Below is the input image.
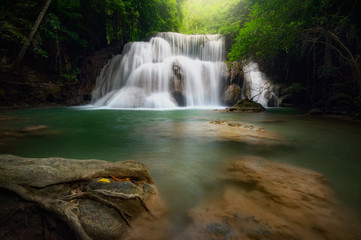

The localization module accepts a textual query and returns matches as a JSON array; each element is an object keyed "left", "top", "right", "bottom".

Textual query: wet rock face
[
  {"left": 0, "top": 155, "right": 168, "bottom": 240},
  {"left": 223, "top": 84, "right": 241, "bottom": 106},
  {"left": 228, "top": 62, "right": 244, "bottom": 87},
  {"left": 170, "top": 62, "right": 186, "bottom": 106},
  {"left": 222, "top": 62, "right": 244, "bottom": 106},
  {"left": 179, "top": 157, "right": 361, "bottom": 240}
]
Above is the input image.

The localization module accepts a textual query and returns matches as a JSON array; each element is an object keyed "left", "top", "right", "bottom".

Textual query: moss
[
  {"left": 225, "top": 99, "right": 266, "bottom": 112},
  {"left": 37, "top": 84, "right": 61, "bottom": 103}
]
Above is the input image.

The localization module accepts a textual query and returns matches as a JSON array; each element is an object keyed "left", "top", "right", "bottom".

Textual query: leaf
[{"left": 98, "top": 178, "right": 111, "bottom": 183}]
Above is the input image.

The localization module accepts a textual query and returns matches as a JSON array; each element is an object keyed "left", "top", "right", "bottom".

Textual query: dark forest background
[{"left": 0, "top": 0, "right": 360, "bottom": 116}]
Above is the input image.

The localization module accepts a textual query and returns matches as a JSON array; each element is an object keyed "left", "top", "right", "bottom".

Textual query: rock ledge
[{"left": 0, "top": 155, "right": 167, "bottom": 240}]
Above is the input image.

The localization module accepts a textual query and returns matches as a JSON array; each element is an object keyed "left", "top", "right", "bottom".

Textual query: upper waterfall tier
[
  {"left": 91, "top": 32, "right": 227, "bottom": 109},
  {"left": 155, "top": 32, "right": 225, "bottom": 62}
]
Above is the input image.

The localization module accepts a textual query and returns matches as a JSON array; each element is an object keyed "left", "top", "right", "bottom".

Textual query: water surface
[{"left": 1, "top": 107, "right": 360, "bottom": 227}]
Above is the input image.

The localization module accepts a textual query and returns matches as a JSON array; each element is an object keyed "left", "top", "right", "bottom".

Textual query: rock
[
  {"left": 179, "top": 157, "right": 361, "bottom": 240},
  {"left": 142, "top": 120, "right": 285, "bottom": 146},
  {"left": 225, "top": 99, "right": 266, "bottom": 112},
  {"left": 228, "top": 62, "right": 244, "bottom": 86},
  {"left": 307, "top": 108, "right": 324, "bottom": 116},
  {"left": 0, "top": 155, "right": 168, "bottom": 240},
  {"left": 170, "top": 61, "right": 186, "bottom": 106},
  {"left": 223, "top": 84, "right": 241, "bottom": 106},
  {"left": 21, "top": 125, "right": 47, "bottom": 132}
]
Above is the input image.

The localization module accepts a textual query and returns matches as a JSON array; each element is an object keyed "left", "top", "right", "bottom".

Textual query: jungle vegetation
[{"left": 1, "top": 0, "right": 360, "bottom": 113}]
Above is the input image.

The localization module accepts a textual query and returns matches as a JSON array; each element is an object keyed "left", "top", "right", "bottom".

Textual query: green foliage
[
  {"left": 179, "top": 0, "right": 249, "bottom": 35},
  {"left": 228, "top": 0, "right": 308, "bottom": 61},
  {"left": 0, "top": 21, "right": 27, "bottom": 44},
  {"left": 224, "top": 0, "right": 361, "bottom": 106},
  {"left": 282, "top": 82, "right": 306, "bottom": 96},
  {"left": 60, "top": 68, "right": 81, "bottom": 84},
  {"left": 0, "top": 1, "right": 40, "bottom": 49},
  {"left": 105, "top": 0, "right": 181, "bottom": 44}
]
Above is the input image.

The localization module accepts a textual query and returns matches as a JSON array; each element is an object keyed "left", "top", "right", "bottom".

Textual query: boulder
[
  {"left": 179, "top": 157, "right": 361, "bottom": 240},
  {"left": 0, "top": 155, "right": 168, "bottom": 240},
  {"left": 225, "top": 99, "right": 266, "bottom": 112},
  {"left": 223, "top": 84, "right": 241, "bottom": 106},
  {"left": 170, "top": 61, "right": 186, "bottom": 106},
  {"left": 228, "top": 62, "right": 244, "bottom": 86}
]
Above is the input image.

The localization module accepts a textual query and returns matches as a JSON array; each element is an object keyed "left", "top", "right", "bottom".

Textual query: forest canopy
[
  {"left": 178, "top": 0, "right": 361, "bottom": 111},
  {"left": 1, "top": 0, "right": 361, "bottom": 113}
]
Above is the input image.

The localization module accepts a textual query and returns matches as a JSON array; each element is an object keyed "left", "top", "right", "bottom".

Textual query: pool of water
[{"left": 1, "top": 107, "right": 361, "bottom": 227}]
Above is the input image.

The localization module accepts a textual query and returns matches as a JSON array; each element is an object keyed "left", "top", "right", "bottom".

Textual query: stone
[
  {"left": 225, "top": 99, "right": 266, "bottom": 112},
  {"left": 178, "top": 156, "right": 361, "bottom": 240},
  {"left": 0, "top": 155, "right": 168, "bottom": 240},
  {"left": 228, "top": 61, "right": 244, "bottom": 86},
  {"left": 21, "top": 125, "right": 47, "bottom": 132},
  {"left": 170, "top": 61, "right": 186, "bottom": 106},
  {"left": 308, "top": 108, "right": 324, "bottom": 116},
  {"left": 223, "top": 84, "right": 241, "bottom": 106},
  {"left": 141, "top": 120, "right": 285, "bottom": 147}
]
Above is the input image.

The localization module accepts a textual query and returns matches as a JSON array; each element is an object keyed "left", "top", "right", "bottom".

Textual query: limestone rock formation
[
  {"left": 170, "top": 61, "right": 185, "bottom": 106},
  {"left": 179, "top": 157, "right": 361, "bottom": 240},
  {"left": 225, "top": 99, "right": 266, "bottom": 112},
  {"left": 0, "top": 155, "right": 168, "bottom": 240},
  {"left": 223, "top": 84, "right": 241, "bottom": 106},
  {"left": 228, "top": 61, "right": 244, "bottom": 87}
]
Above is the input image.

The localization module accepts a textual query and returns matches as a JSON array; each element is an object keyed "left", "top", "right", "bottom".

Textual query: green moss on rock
[{"left": 225, "top": 99, "right": 266, "bottom": 112}]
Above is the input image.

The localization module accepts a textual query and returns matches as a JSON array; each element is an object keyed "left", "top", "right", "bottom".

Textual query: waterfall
[
  {"left": 91, "top": 32, "right": 227, "bottom": 109},
  {"left": 243, "top": 62, "right": 279, "bottom": 107}
]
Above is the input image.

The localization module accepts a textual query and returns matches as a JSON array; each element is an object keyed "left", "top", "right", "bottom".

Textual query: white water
[
  {"left": 91, "top": 32, "right": 227, "bottom": 108},
  {"left": 243, "top": 62, "right": 279, "bottom": 107}
]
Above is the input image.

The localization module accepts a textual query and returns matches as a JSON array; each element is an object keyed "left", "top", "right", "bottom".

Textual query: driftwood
[{"left": 0, "top": 155, "right": 165, "bottom": 240}]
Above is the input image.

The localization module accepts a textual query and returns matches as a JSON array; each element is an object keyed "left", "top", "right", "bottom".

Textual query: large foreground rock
[
  {"left": 0, "top": 155, "right": 168, "bottom": 240},
  {"left": 179, "top": 157, "right": 361, "bottom": 240}
]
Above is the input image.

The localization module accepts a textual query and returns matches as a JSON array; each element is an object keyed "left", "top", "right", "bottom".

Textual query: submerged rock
[
  {"left": 225, "top": 99, "right": 266, "bottom": 112},
  {"left": 21, "top": 125, "right": 47, "bottom": 132},
  {"left": 179, "top": 156, "right": 361, "bottom": 240},
  {"left": 142, "top": 120, "right": 285, "bottom": 146},
  {"left": 0, "top": 155, "right": 168, "bottom": 240}
]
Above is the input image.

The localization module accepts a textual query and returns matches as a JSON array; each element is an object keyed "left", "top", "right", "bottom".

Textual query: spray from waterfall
[
  {"left": 243, "top": 62, "right": 279, "bottom": 107},
  {"left": 91, "top": 32, "right": 227, "bottom": 109}
]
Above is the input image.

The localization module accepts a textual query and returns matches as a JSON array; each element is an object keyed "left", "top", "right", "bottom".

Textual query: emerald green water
[{"left": 1, "top": 107, "right": 361, "bottom": 224}]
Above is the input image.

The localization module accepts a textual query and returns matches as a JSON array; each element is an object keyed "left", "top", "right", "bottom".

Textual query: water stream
[{"left": 1, "top": 108, "right": 360, "bottom": 231}]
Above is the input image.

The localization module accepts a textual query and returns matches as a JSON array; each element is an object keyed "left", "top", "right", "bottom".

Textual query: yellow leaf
[{"left": 98, "top": 178, "right": 111, "bottom": 183}]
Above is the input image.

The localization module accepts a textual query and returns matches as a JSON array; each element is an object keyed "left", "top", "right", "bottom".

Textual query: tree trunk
[{"left": 10, "top": 0, "right": 52, "bottom": 69}]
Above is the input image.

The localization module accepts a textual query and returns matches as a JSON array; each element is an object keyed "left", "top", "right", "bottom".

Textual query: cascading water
[
  {"left": 243, "top": 62, "right": 279, "bottom": 107},
  {"left": 91, "top": 32, "right": 227, "bottom": 108}
]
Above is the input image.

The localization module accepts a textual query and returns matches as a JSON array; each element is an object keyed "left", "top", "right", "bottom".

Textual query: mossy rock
[
  {"left": 225, "top": 99, "right": 266, "bottom": 113},
  {"left": 0, "top": 155, "right": 167, "bottom": 240}
]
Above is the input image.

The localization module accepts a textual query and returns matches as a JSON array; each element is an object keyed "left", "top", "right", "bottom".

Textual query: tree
[
  {"left": 7, "top": 0, "right": 52, "bottom": 69},
  {"left": 228, "top": 0, "right": 361, "bottom": 107}
]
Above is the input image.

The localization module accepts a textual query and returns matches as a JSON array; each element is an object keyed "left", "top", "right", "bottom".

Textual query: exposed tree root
[
  {"left": 63, "top": 191, "right": 133, "bottom": 227},
  {"left": 0, "top": 183, "right": 92, "bottom": 240}
]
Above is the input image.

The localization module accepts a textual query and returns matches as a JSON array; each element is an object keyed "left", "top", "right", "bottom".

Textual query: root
[
  {"left": 0, "top": 183, "right": 92, "bottom": 240},
  {"left": 63, "top": 192, "right": 132, "bottom": 227},
  {"left": 93, "top": 189, "right": 152, "bottom": 213}
]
